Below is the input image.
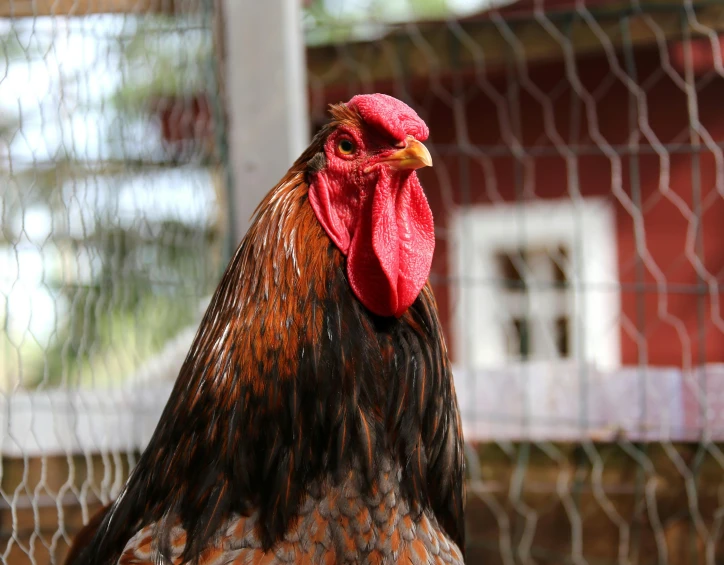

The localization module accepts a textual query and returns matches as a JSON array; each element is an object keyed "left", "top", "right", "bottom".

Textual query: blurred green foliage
[
  {"left": 0, "top": 19, "right": 222, "bottom": 390},
  {"left": 1, "top": 0, "right": 458, "bottom": 390},
  {"left": 305, "top": 0, "right": 450, "bottom": 45}
]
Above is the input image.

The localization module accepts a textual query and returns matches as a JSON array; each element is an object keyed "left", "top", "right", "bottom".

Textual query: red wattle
[
  {"left": 346, "top": 198, "right": 397, "bottom": 316},
  {"left": 390, "top": 173, "right": 435, "bottom": 315},
  {"left": 347, "top": 172, "right": 435, "bottom": 318}
]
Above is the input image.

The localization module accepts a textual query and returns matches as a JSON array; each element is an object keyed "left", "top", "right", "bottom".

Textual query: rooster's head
[{"left": 308, "top": 93, "right": 434, "bottom": 318}]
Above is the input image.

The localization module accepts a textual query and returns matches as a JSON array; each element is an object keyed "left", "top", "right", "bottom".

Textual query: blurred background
[{"left": 1, "top": 0, "right": 724, "bottom": 562}]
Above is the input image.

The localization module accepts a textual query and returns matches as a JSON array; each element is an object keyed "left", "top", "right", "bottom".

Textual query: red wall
[{"left": 314, "top": 45, "right": 724, "bottom": 367}]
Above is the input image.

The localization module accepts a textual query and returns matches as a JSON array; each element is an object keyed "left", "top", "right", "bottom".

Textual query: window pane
[
  {"left": 555, "top": 316, "right": 570, "bottom": 357},
  {"left": 512, "top": 318, "right": 530, "bottom": 360},
  {"left": 552, "top": 245, "right": 569, "bottom": 288},
  {"left": 497, "top": 249, "right": 526, "bottom": 291}
]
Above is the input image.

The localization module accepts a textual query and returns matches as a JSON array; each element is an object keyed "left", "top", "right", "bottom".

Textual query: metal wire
[
  {"left": 307, "top": 0, "right": 724, "bottom": 563},
  {"left": 0, "top": 1, "right": 225, "bottom": 563},
  {"left": 1, "top": 0, "right": 724, "bottom": 564}
]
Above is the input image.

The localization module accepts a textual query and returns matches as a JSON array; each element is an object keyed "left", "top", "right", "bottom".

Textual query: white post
[{"left": 221, "top": 0, "right": 310, "bottom": 244}]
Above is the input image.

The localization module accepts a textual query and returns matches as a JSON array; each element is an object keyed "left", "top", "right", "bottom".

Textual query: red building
[{"left": 308, "top": 0, "right": 724, "bottom": 370}]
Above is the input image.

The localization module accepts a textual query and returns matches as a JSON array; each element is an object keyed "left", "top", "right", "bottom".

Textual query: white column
[{"left": 222, "top": 0, "right": 310, "bottom": 243}]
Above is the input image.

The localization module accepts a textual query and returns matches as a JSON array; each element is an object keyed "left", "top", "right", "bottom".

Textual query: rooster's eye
[{"left": 337, "top": 139, "right": 355, "bottom": 155}]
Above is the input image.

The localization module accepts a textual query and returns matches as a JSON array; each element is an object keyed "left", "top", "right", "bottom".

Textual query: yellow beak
[{"left": 375, "top": 136, "right": 433, "bottom": 171}]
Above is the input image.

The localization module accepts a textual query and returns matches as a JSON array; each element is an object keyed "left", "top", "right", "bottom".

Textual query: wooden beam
[
  {"left": 307, "top": 0, "right": 724, "bottom": 88},
  {"left": 0, "top": 0, "right": 200, "bottom": 18}
]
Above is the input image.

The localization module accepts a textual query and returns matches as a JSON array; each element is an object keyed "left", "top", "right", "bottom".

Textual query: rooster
[{"left": 67, "top": 94, "right": 465, "bottom": 564}]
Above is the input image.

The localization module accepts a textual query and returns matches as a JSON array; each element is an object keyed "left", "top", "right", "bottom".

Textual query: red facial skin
[{"left": 308, "top": 94, "right": 434, "bottom": 318}]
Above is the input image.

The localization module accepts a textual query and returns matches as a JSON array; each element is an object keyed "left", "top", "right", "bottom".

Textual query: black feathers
[
  {"left": 306, "top": 151, "right": 327, "bottom": 174},
  {"left": 70, "top": 116, "right": 464, "bottom": 565}
]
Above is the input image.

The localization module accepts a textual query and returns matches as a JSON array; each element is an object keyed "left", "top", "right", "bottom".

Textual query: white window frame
[{"left": 450, "top": 198, "right": 621, "bottom": 371}]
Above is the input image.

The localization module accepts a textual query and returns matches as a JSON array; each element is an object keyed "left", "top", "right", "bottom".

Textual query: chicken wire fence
[
  {"left": 1, "top": 0, "right": 724, "bottom": 563},
  {"left": 0, "top": 0, "right": 229, "bottom": 562},
  {"left": 309, "top": 0, "right": 724, "bottom": 563},
  {"left": 307, "top": 1, "right": 724, "bottom": 563}
]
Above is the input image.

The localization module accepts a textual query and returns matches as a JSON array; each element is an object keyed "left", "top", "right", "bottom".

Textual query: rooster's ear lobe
[
  {"left": 308, "top": 170, "right": 351, "bottom": 255},
  {"left": 307, "top": 152, "right": 327, "bottom": 174}
]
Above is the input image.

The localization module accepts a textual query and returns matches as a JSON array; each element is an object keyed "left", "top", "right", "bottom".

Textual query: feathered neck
[{"left": 76, "top": 132, "right": 465, "bottom": 565}]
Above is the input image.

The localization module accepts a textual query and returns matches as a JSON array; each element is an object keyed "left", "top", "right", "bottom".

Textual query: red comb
[{"left": 347, "top": 94, "right": 429, "bottom": 142}]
